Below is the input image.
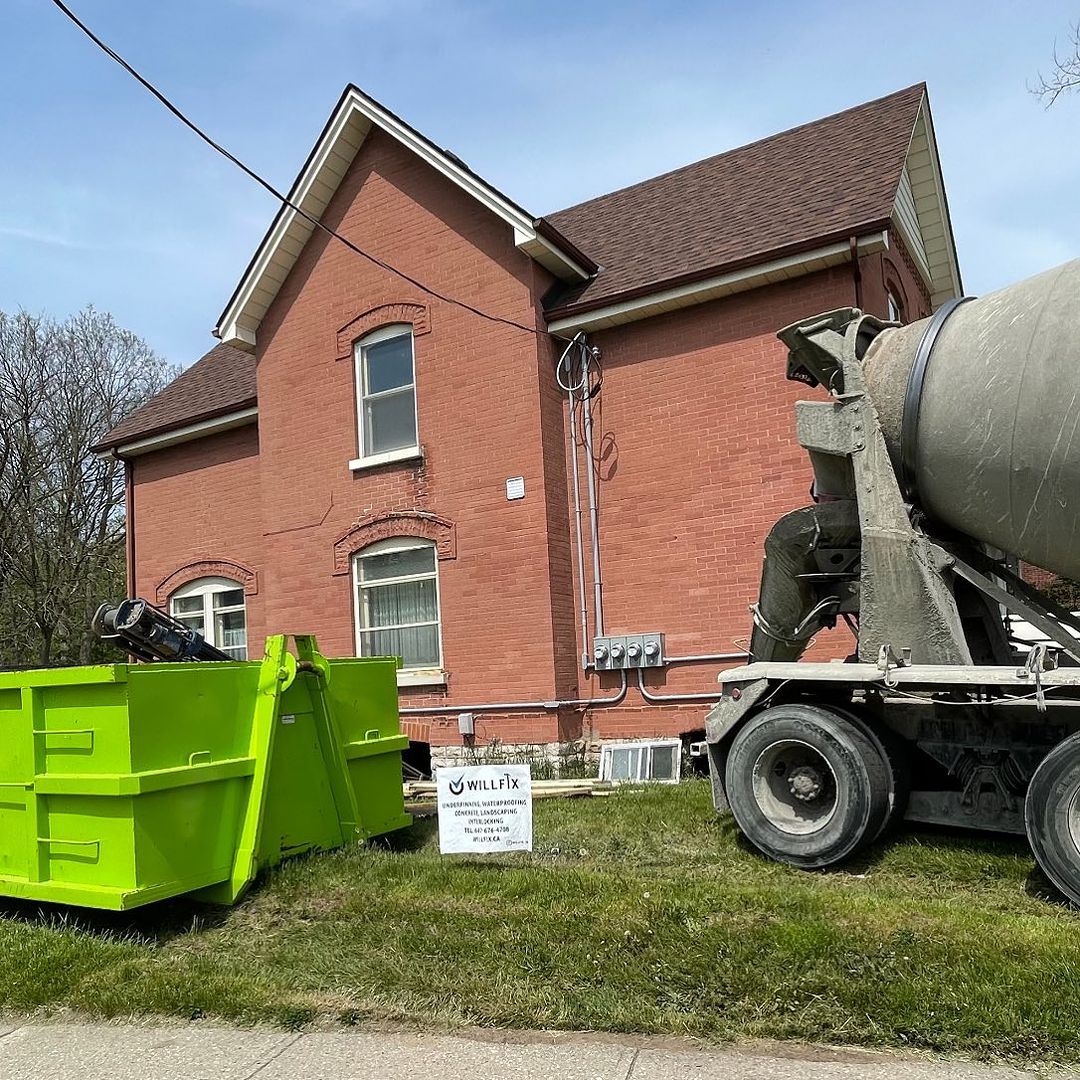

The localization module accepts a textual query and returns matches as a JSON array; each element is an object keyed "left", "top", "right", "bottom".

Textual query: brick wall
[
  {"left": 129, "top": 151, "right": 946, "bottom": 755},
  {"left": 132, "top": 424, "right": 265, "bottom": 641},
  {"left": 861, "top": 229, "right": 934, "bottom": 324},
  {"left": 561, "top": 266, "right": 865, "bottom": 741},
  {"left": 257, "top": 126, "right": 579, "bottom": 716}
]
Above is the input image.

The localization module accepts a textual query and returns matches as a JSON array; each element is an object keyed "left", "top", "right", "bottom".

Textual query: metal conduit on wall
[
  {"left": 665, "top": 653, "right": 749, "bottom": 664},
  {"left": 556, "top": 332, "right": 593, "bottom": 669},
  {"left": 397, "top": 651, "right": 751, "bottom": 718},
  {"left": 399, "top": 331, "right": 750, "bottom": 722},
  {"left": 398, "top": 670, "right": 628, "bottom": 716},
  {"left": 636, "top": 667, "right": 725, "bottom": 704}
]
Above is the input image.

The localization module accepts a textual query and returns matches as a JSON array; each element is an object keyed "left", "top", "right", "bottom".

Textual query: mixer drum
[{"left": 862, "top": 258, "right": 1080, "bottom": 581}]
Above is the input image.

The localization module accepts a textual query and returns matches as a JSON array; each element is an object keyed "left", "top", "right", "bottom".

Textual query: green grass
[{"left": 2, "top": 781, "right": 1080, "bottom": 1062}]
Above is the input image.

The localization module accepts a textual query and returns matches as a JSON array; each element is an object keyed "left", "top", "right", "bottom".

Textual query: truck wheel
[
  {"left": 724, "top": 703, "right": 893, "bottom": 869},
  {"left": 1025, "top": 733, "right": 1080, "bottom": 907},
  {"left": 830, "top": 704, "right": 910, "bottom": 838}
]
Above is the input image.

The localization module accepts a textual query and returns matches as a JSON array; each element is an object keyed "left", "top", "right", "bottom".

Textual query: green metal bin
[{"left": 0, "top": 635, "right": 411, "bottom": 910}]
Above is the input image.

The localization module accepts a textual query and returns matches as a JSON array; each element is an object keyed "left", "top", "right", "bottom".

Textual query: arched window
[
  {"left": 354, "top": 324, "right": 418, "bottom": 465},
  {"left": 887, "top": 290, "right": 904, "bottom": 323},
  {"left": 170, "top": 577, "right": 248, "bottom": 659},
  {"left": 352, "top": 538, "right": 442, "bottom": 670}
]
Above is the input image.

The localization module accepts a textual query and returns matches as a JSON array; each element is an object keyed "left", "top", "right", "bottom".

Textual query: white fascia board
[
  {"left": 900, "top": 97, "right": 962, "bottom": 307},
  {"left": 115, "top": 407, "right": 258, "bottom": 458},
  {"left": 216, "top": 97, "right": 365, "bottom": 352},
  {"left": 339, "top": 92, "right": 589, "bottom": 281},
  {"left": 217, "top": 88, "right": 588, "bottom": 351},
  {"left": 513, "top": 227, "right": 592, "bottom": 281},
  {"left": 344, "top": 91, "right": 589, "bottom": 282},
  {"left": 546, "top": 233, "right": 888, "bottom": 335},
  {"left": 917, "top": 100, "right": 962, "bottom": 301}
]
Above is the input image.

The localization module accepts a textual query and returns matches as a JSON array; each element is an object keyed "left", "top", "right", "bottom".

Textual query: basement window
[
  {"left": 170, "top": 577, "right": 248, "bottom": 659},
  {"left": 353, "top": 538, "right": 443, "bottom": 674},
  {"left": 599, "top": 738, "right": 682, "bottom": 784},
  {"left": 353, "top": 324, "right": 419, "bottom": 468}
]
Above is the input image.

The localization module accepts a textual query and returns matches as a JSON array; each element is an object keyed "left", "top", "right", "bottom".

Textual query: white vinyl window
[
  {"left": 353, "top": 538, "right": 442, "bottom": 670},
  {"left": 354, "top": 324, "right": 418, "bottom": 465},
  {"left": 887, "top": 291, "right": 903, "bottom": 323},
  {"left": 170, "top": 576, "right": 248, "bottom": 659},
  {"left": 599, "top": 739, "right": 682, "bottom": 784}
]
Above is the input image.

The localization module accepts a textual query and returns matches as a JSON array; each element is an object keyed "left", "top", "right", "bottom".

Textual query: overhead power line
[{"left": 46, "top": 0, "right": 565, "bottom": 343}]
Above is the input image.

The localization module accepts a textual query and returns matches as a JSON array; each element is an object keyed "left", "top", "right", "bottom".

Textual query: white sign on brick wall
[{"left": 437, "top": 764, "right": 532, "bottom": 854}]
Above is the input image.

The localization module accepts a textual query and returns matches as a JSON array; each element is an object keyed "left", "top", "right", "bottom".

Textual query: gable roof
[
  {"left": 215, "top": 84, "right": 596, "bottom": 351},
  {"left": 98, "top": 83, "right": 962, "bottom": 453},
  {"left": 545, "top": 83, "right": 961, "bottom": 324},
  {"left": 92, "top": 343, "right": 255, "bottom": 454}
]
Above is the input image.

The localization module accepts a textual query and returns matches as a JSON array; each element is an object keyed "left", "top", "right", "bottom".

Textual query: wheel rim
[
  {"left": 1065, "top": 784, "right": 1080, "bottom": 860},
  {"left": 751, "top": 738, "right": 838, "bottom": 835}
]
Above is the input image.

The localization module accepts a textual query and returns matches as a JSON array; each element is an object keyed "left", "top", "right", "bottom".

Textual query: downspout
[
  {"left": 849, "top": 235, "right": 863, "bottom": 310},
  {"left": 124, "top": 457, "right": 135, "bottom": 597}
]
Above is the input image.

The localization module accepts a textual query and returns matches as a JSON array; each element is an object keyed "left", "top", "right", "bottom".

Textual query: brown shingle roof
[
  {"left": 94, "top": 343, "right": 255, "bottom": 452},
  {"left": 543, "top": 83, "right": 925, "bottom": 315},
  {"left": 100, "top": 84, "right": 926, "bottom": 451}
]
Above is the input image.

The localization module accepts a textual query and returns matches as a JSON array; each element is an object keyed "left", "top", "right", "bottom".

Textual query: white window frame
[
  {"left": 352, "top": 537, "right": 445, "bottom": 686},
  {"left": 887, "top": 291, "right": 902, "bottom": 323},
  {"left": 350, "top": 324, "right": 421, "bottom": 471},
  {"left": 169, "top": 576, "right": 248, "bottom": 660},
  {"left": 599, "top": 738, "right": 682, "bottom": 785}
]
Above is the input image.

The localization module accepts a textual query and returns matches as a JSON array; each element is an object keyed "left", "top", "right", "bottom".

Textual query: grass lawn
[{"left": 2, "top": 780, "right": 1080, "bottom": 1063}]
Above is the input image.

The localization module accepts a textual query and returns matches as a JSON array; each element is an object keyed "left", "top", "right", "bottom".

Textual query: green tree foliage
[{"left": 0, "top": 308, "right": 177, "bottom": 667}]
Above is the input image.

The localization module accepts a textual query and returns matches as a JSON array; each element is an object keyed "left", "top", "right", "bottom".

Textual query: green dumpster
[{"left": 0, "top": 635, "right": 411, "bottom": 910}]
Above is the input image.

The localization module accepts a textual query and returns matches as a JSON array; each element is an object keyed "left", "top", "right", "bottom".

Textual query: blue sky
[{"left": 2, "top": 0, "right": 1079, "bottom": 364}]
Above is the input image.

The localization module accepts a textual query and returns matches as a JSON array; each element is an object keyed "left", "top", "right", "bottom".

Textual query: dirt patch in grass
[{"left": 0, "top": 781, "right": 1077, "bottom": 1063}]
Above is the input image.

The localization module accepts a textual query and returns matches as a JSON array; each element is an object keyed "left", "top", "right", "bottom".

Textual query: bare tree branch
[
  {"left": 0, "top": 307, "right": 178, "bottom": 666},
  {"left": 1031, "top": 21, "right": 1080, "bottom": 107}
]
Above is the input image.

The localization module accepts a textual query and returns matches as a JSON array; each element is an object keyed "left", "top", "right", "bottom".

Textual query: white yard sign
[{"left": 437, "top": 764, "right": 532, "bottom": 854}]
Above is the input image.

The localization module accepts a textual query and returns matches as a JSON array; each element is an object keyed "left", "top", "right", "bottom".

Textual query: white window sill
[
  {"left": 349, "top": 447, "right": 423, "bottom": 472},
  {"left": 397, "top": 668, "right": 447, "bottom": 688}
]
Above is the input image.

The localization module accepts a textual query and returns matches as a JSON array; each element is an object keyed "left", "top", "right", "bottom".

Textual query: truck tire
[
  {"left": 724, "top": 703, "right": 893, "bottom": 869},
  {"left": 1025, "top": 733, "right": 1080, "bottom": 907},
  {"left": 829, "top": 705, "right": 911, "bottom": 838}
]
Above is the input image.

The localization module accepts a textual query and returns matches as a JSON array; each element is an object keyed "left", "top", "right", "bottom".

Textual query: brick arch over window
[
  {"left": 155, "top": 559, "right": 259, "bottom": 605},
  {"left": 332, "top": 511, "right": 456, "bottom": 576},
  {"left": 882, "top": 257, "right": 910, "bottom": 313},
  {"left": 335, "top": 302, "right": 430, "bottom": 360}
]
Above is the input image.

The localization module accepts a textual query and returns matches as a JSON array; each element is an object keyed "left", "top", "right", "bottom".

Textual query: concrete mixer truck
[{"left": 705, "top": 258, "right": 1080, "bottom": 904}]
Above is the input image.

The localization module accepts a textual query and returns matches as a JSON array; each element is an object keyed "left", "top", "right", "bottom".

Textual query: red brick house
[{"left": 96, "top": 83, "right": 961, "bottom": 766}]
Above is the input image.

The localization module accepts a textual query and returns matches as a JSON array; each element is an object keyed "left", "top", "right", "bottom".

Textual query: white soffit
[
  {"left": 894, "top": 96, "right": 963, "bottom": 309},
  {"left": 216, "top": 87, "right": 591, "bottom": 352},
  {"left": 546, "top": 233, "right": 889, "bottom": 335}
]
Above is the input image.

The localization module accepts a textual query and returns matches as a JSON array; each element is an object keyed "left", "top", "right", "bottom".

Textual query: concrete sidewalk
[{"left": 0, "top": 1022, "right": 1067, "bottom": 1079}]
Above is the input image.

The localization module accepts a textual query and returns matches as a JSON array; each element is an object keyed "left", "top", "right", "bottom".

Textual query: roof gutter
[
  {"left": 533, "top": 217, "right": 598, "bottom": 276},
  {"left": 96, "top": 405, "right": 259, "bottom": 459},
  {"left": 545, "top": 230, "right": 890, "bottom": 335}
]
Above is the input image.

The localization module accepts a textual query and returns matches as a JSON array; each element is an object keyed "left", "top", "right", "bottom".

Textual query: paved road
[{"left": 0, "top": 1022, "right": 1068, "bottom": 1079}]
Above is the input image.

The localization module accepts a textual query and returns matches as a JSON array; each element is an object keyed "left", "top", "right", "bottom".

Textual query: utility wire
[{"left": 47, "top": 0, "right": 569, "bottom": 343}]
